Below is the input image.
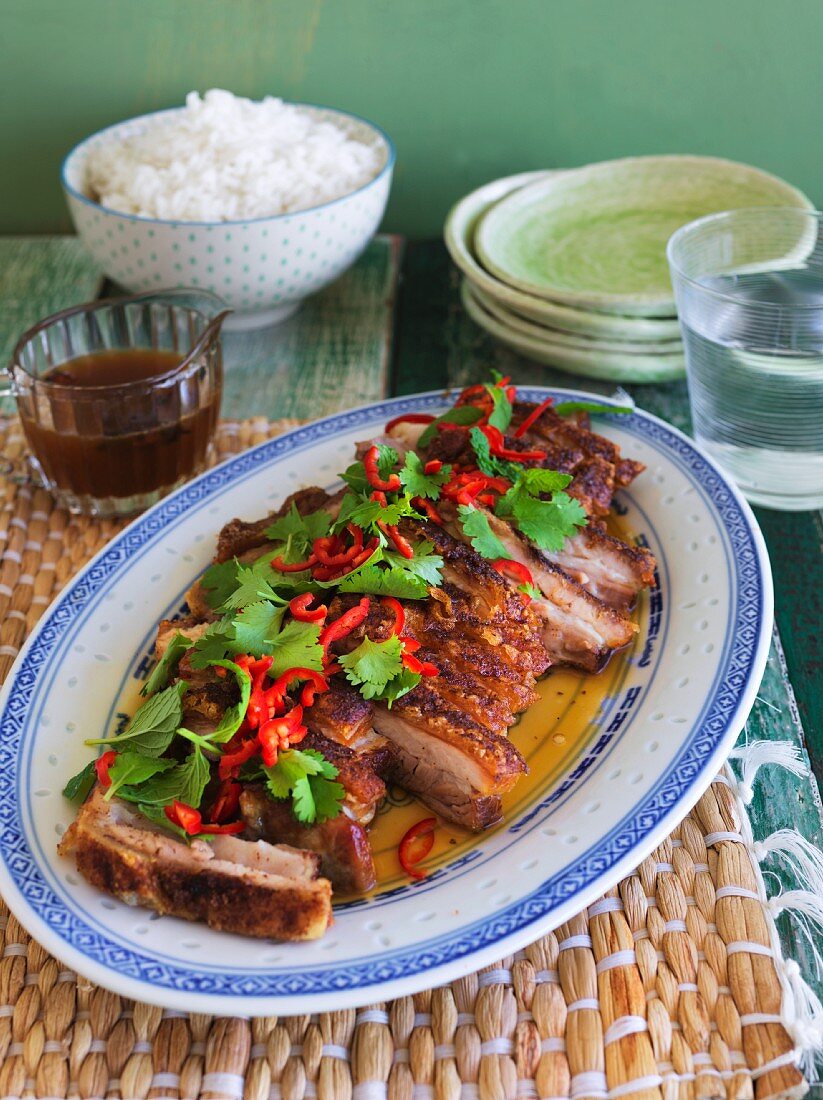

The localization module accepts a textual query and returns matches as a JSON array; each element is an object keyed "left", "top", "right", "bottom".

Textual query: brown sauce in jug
[{"left": 20, "top": 349, "right": 220, "bottom": 499}]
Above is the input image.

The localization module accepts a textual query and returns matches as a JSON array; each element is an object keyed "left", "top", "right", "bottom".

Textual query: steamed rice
[{"left": 84, "top": 89, "right": 384, "bottom": 222}]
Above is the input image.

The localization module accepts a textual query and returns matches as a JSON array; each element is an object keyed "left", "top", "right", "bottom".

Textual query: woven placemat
[{"left": 0, "top": 418, "right": 809, "bottom": 1100}]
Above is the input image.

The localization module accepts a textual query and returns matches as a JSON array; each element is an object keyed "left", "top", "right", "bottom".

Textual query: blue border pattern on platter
[{"left": 0, "top": 389, "right": 766, "bottom": 1000}]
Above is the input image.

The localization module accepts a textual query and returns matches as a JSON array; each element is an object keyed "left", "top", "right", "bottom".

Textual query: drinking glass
[
  {"left": 3, "top": 290, "right": 229, "bottom": 518},
  {"left": 667, "top": 207, "right": 823, "bottom": 510}
]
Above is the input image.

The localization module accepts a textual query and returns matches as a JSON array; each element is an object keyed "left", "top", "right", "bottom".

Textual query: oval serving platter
[{"left": 0, "top": 388, "right": 772, "bottom": 1016}]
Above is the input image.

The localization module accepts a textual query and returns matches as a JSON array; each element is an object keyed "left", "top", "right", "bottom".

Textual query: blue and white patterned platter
[{"left": 0, "top": 388, "right": 772, "bottom": 1015}]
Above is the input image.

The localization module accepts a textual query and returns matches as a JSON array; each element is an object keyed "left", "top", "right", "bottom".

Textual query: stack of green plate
[{"left": 444, "top": 157, "right": 812, "bottom": 383}]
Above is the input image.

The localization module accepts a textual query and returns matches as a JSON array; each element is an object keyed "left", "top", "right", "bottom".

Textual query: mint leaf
[
  {"left": 417, "top": 405, "right": 483, "bottom": 449},
  {"left": 141, "top": 631, "right": 192, "bottom": 697},
  {"left": 104, "top": 752, "right": 173, "bottom": 801},
  {"left": 188, "top": 620, "right": 235, "bottom": 669},
  {"left": 553, "top": 399, "right": 633, "bottom": 417},
  {"left": 227, "top": 599, "right": 287, "bottom": 657},
  {"left": 85, "top": 682, "right": 186, "bottom": 757},
  {"left": 518, "top": 467, "right": 573, "bottom": 495},
  {"left": 206, "top": 659, "right": 252, "bottom": 742},
  {"left": 200, "top": 559, "right": 240, "bottom": 611},
  {"left": 62, "top": 760, "right": 96, "bottom": 803},
  {"left": 485, "top": 382, "right": 513, "bottom": 432},
  {"left": 340, "top": 635, "right": 404, "bottom": 699},
  {"left": 398, "top": 452, "right": 452, "bottom": 499},
  {"left": 121, "top": 746, "right": 210, "bottom": 808},
  {"left": 135, "top": 802, "right": 190, "bottom": 839},
  {"left": 336, "top": 563, "right": 429, "bottom": 599},
  {"left": 269, "top": 620, "right": 325, "bottom": 677},
  {"left": 457, "top": 504, "right": 511, "bottom": 561}
]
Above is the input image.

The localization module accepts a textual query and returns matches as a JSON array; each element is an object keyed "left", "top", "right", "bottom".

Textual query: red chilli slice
[
  {"left": 384, "top": 412, "right": 436, "bottom": 433},
  {"left": 513, "top": 396, "right": 554, "bottom": 438},
  {"left": 398, "top": 816, "right": 437, "bottom": 879}
]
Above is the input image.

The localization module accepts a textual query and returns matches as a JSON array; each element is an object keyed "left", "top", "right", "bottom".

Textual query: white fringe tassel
[
  {"left": 727, "top": 740, "right": 823, "bottom": 1083},
  {"left": 728, "top": 739, "right": 809, "bottom": 805}
]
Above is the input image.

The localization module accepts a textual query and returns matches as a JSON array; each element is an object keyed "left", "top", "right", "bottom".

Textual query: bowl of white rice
[{"left": 62, "top": 90, "right": 394, "bottom": 328}]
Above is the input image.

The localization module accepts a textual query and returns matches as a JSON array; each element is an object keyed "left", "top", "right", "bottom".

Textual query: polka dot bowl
[{"left": 62, "top": 104, "right": 395, "bottom": 330}]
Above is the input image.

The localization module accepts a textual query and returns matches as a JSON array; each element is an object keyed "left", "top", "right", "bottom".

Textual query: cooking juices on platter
[{"left": 19, "top": 348, "right": 221, "bottom": 501}]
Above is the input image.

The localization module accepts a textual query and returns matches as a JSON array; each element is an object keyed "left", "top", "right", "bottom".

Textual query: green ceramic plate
[
  {"left": 444, "top": 172, "right": 683, "bottom": 340},
  {"left": 460, "top": 281, "right": 686, "bottom": 383},
  {"left": 469, "top": 281, "right": 683, "bottom": 355},
  {"left": 474, "top": 156, "right": 813, "bottom": 315}
]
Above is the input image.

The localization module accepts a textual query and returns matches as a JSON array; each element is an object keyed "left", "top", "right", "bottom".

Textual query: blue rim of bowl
[{"left": 60, "top": 101, "right": 396, "bottom": 228}]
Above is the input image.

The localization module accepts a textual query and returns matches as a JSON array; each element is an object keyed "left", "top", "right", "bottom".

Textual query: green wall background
[{"left": 3, "top": 0, "right": 823, "bottom": 238}]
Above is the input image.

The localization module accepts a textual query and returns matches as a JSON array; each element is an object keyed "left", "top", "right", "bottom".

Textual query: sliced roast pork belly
[
  {"left": 59, "top": 788, "right": 332, "bottom": 940},
  {"left": 240, "top": 785, "right": 377, "bottom": 894},
  {"left": 435, "top": 501, "right": 636, "bottom": 673},
  {"left": 543, "top": 526, "right": 656, "bottom": 611}
]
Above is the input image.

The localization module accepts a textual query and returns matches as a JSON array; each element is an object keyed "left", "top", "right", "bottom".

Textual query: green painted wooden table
[{"left": 1, "top": 234, "right": 822, "bottom": 1012}]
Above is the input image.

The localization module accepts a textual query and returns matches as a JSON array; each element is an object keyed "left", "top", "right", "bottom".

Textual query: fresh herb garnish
[
  {"left": 85, "top": 682, "right": 187, "bottom": 757},
  {"left": 456, "top": 504, "right": 511, "bottom": 560},
  {"left": 417, "top": 405, "right": 484, "bottom": 448},
  {"left": 261, "top": 748, "right": 345, "bottom": 824},
  {"left": 62, "top": 760, "right": 96, "bottom": 804},
  {"left": 398, "top": 452, "right": 453, "bottom": 499},
  {"left": 141, "top": 631, "right": 192, "bottom": 697}
]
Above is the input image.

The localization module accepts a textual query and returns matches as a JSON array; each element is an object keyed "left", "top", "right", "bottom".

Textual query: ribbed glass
[
  {"left": 668, "top": 207, "right": 823, "bottom": 510},
  {"left": 8, "top": 290, "right": 228, "bottom": 517}
]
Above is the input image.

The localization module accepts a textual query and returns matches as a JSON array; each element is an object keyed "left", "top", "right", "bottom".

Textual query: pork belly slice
[
  {"left": 389, "top": 741, "right": 503, "bottom": 831},
  {"left": 216, "top": 486, "right": 333, "bottom": 563},
  {"left": 403, "top": 518, "right": 549, "bottom": 678},
  {"left": 300, "top": 729, "right": 388, "bottom": 827},
  {"left": 437, "top": 502, "right": 635, "bottom": 673},
  {"left": 544, "top": 526, "right": 656, "bottom": 611},
  {"left": 373, "top": 687, "right": 526, "bottom": 797},
  {"left": 59, "top": 789, "right": 331, "bottom": 940},
  {"left": 240, "top": 786, "right": 377, "bottom": 893}
]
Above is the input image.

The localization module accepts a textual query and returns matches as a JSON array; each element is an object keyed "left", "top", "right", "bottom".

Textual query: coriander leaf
[
  {"left": 553, "top": 400, "right": 633, "bottom": 417},
  {"left": 340, "top": 635, "right": 404, "bottom": 699},
  {"left": 417, "top": 405, "right": 483, "bottom": 448},
  {"left": 340, "top": 445, "right": 398, "bottom": 494},
  {"left": 383, "top": 539, "right": 444, "bottom": 586},
  {"left": 121, "top": 746, "right": 210, "bottom": 808},
  {"left": 485, "top": 382, "right": 513, "bottom": 432},
  {"left": 380, "top": 667, "right": 421, "bottom": 707},
  {"left": 469, "top": 426, "right": 521, "bottom": 481},
  {"left": 520, "top": 582, "right": 543, "bottom": 601},
  {"left": 206, "top": 659, "right": 252, "bottom": 742},
  {"left": 104, "top": 752, "right": 173, "bottom": 802},
  {"left": 337, "top": 494, "right": 416, "bottom": 532},
  {"left": 262, "top": 748, "right": 343, "bottom": 824},
  {"left": 518, "top": 467, "right": 573, "bottom": 495},
  {"left": 188, "top": 620, "right": 236, "bottom": 669},
  {"left": 507, "top": 490, "right": 587, "bottom": 551},
  {"left": 336, "top": 563, "right": 429, "bottom": 599},
  {"left": 62, "top": 760, "right": 96, "bottom": 803},
  {"left": 227, "top": 599, "right": 287, "bottom": 657},
  {"left": 265, "top": 502, "right": 331, "bottom": 548},
  {"left": 221, "top": 565, "right": 284, "bottom": 611},
  {"left": 85, "top": 682, "right": 187, "bottom": 757},
  {"left": 398, "top": 452, "right": 452, "bottom": 499},
  {"left": 200, "top": 559, "right": 240, "bottom": 611},
  {"left": 456, "top": 504, "right": 511, "bottom": 560},
  {"left": 308, "top": 775, "right": 347, "bottom": 823},
  {"left": 141, "top": 631, "right": 192, "bottom": 697},
  {"left": 269, "top": 620, "right": 325, "bottom": 677}
]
